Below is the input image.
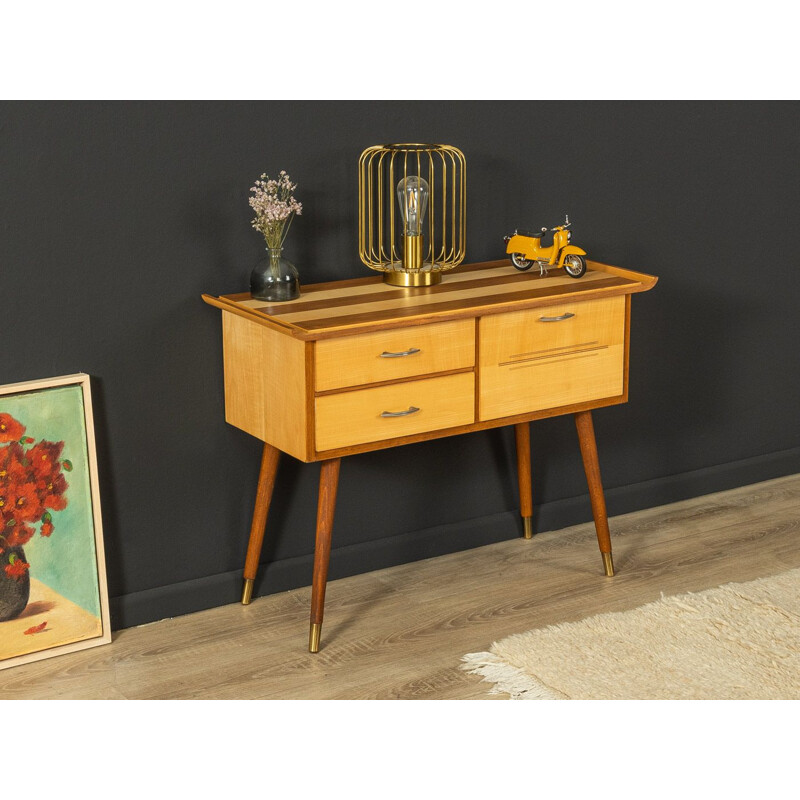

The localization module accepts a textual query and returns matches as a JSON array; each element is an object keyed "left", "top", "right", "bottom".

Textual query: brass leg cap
[
  {"left": 602, "top": 552, "right": 615, "bottom": 577},
  {"left": 309, "top": 623, "right": 322, "bottom": 653},
  {"left": 522, "top": 517, "right": 533, "bottom": 540},
  {"left": 241, "top": 578, "right": 254, "bottom": 605}
]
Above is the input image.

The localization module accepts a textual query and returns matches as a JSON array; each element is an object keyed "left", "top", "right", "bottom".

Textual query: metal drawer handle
[
  {"left": 538, "top": 312, "right": 575, "bottom": 322},
  {"left": 380, "top": 347, "right": 421, "bottom": 358},
  {"left": 380, "top": 406, "right": 420, "bottom": 417}
]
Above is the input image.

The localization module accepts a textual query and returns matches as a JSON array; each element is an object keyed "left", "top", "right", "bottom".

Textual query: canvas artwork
[{"left": 0, "top": 374, "right": 110, "bottom": 670}]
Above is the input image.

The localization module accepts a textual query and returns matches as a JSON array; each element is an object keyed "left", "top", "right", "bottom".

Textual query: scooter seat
[{"left": 516, "top": 229, "right": 544, "bottom": 239}]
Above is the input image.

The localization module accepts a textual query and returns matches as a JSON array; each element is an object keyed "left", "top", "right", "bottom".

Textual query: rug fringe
[{"left": 460, "top": 651, "right": 565, "bottom": 700}]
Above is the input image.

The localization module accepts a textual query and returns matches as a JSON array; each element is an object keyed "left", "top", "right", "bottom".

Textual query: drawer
[
  {"left": 315, "top": 372, "right": 475, "bottom": 451},
  {"left": 315, "top": 319, "right": 475, "bottom": 392},
  {"left": 479, "top": 296, "right": 626, "bottom": 421}
]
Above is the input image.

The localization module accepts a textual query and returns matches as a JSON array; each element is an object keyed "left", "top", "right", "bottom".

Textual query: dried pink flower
[{"left": 249, "top": 171, "right": 302, "bottom": 249}]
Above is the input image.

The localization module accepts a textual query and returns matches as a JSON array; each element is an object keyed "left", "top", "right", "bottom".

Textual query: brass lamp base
[{"left": 383, "top": 270, "right": 442, "bottom": 287}]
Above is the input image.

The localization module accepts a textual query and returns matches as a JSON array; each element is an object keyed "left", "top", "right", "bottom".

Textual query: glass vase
[{"left": 250, "top": 247, "right": 300, "bottom": 302}]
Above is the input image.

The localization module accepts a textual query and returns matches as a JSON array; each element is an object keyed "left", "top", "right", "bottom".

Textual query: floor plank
[{"left": 2, "top": 473, "right": 798, "bottom": 699}]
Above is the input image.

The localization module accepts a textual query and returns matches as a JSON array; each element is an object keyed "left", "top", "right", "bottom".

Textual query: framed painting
[{"left": 0, "top": 373, "right": 111, "bottom": 670}]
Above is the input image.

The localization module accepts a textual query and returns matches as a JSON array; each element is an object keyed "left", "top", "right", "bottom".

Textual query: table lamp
[{"left": 358, "top": 143, "right": 466, "bottom": 286}]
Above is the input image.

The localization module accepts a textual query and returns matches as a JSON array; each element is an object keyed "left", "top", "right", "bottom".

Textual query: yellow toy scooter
[{"left": 504, "top": 215, "right": 587, "bottom": 278}]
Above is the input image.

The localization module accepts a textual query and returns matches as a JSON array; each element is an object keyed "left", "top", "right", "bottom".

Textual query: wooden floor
[{"left": 2, "top": 473, "right": 799, "bottom": 699}]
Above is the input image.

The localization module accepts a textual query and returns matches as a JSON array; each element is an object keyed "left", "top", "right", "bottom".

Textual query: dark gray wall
[{"left": 2, "top": 101, "right": 798, "bottom": 628}]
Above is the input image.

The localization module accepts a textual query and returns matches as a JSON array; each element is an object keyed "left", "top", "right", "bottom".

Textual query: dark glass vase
[
  {"left": 250, "top": 247, "right": 300, "bottom": 302},
  {"left": 0, "top": 546, "right": 31, "bottom": 622}
]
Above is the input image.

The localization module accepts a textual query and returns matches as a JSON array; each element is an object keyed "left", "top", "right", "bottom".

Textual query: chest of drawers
[{"left": 204, "top": 259, "right": 657, "bottom": 651}]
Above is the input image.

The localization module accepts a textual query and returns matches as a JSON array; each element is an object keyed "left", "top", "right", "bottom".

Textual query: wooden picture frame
[{"left": 0, "top": 374, "right": 111, "bottom": 670}]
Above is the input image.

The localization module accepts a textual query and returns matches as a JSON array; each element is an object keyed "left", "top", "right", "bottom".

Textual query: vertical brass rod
[
  {"left": 460, "top": 150, "right": 466, "bottom": 261},
  {"left": 367, "top": 153, "right": 373, "bottom": 262},
  {"left": 451, "top": 150, "right": 456, "bottom": 261},
  {"left": 426, "top": 149, "right": 433, "bottom": 265},
  {"left": 376, "top": 151, "right": 386, "bottom": 261},
  {"left": 403, "top": 151, "right": 408, "bottom": 269},
  {"left": 439, "top": 150, "right": 447, "bottom": 263},
  {"left": 358, "top": 151, "right": 364, "bottom": 264},
  {"left": 451, "top": 151, "right": 456, "bottom": 262},
  {"left": 416, "top": 148, "right": 421, "bottom": 270},
  {"left": 389, "top": 151, "right": 395, "bottom": 265}
]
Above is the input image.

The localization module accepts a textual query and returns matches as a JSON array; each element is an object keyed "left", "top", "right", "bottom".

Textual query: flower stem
[{"left": 280, "top": 212, "right": 296, "bottom": 246}]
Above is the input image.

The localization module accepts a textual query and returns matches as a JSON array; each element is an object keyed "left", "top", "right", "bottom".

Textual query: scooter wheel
[
  {"left": 563, "top": 254, "right": 587, "bottom": 278},
  {"left": 510, "top": 253, "right": 533, "bottom": 271}
]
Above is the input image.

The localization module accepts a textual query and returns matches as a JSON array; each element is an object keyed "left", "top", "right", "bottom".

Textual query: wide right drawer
[{"left": 479, "top": 296, "right": 626, "bottom": 421}]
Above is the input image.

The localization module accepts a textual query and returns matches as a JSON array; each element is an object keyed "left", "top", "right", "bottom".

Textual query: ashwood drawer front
[
  {"left": 315, "top": 319, "right": 475, "bottom": 392},
  {"left": 479, "top": 296, "right": 626, "bottom": 421},
  {"left": 315, "top": 372, "right": 475, "bottom": 451}
]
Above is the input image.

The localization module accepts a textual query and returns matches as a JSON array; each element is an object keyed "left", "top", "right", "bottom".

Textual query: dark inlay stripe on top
[
  {"left": 221, "top": 261, "right": 507, "bottom": 306},
  {"left": 294, "top": 276, "right": 635, "bottom": 331},
  {"left": 250, "top": 269, "right": 589, "bottom": 317}
]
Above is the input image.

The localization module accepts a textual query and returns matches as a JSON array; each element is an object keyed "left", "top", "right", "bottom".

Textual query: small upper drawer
[
  {"left": 315, "top": 319, "right": 475, "bottom": 392},
  {"left": 481, "top": 296, "right": 625, "bottom": 364}
]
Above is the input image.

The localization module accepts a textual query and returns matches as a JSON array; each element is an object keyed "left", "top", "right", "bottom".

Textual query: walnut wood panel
[
  {"left": 314, "top": 372, "right": 475, "bottom": 452},
  {"left": 222, "top": 312, "right": 308, "bottom": 460},
  {"left": 203, "top": 260, "right": 657, "bottom": 341},
  {"left": 315, "top": 318, "right": 475, "bottom": 392},
  {"left": 479, "top": 296, "right": 626, "bottom": 421}
]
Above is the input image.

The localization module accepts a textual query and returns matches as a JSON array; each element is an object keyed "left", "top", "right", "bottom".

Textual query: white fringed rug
[{"left": 461, "top": 568, "right": 800, "bottom": 700}]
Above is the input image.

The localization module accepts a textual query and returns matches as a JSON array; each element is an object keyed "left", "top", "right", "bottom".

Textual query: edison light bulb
[
  {"left": 397, "top": 175, "right": 429, "bottom": 235},
  {"left": 397, "top": 175, "right": 429, "bottom": 269}
]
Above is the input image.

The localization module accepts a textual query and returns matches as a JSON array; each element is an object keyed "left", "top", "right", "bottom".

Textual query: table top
[{"left": 203, "top": 259, "right": 657, "bottom": 341}]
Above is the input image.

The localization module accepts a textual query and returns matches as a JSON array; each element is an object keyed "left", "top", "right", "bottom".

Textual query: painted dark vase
[{"left": 0, "top": 546, "right": 31, "bottom": 622}]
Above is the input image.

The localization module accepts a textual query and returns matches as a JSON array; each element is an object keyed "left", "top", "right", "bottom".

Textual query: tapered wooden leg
[
  {"left": 574, "top": 410, "right": 615, "bottom": 576},
  {"left": 514, "top": 422, "right": 534, "bottom": 539},
  {"left": 241, "top": 443, "right": 281, "bottom": 604},
  {"left": 309, "top": 458, "right": 341, "bottom": 653}
]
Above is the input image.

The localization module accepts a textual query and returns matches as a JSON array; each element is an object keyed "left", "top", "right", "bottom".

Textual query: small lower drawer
[{"left": 315, "top": 372, "right": 475, "bottom": 452}]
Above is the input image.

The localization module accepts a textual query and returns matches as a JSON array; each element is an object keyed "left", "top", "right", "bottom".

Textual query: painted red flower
[
  {"left": 26, "top": 441, "right": 64, "bottom": 481},
  {"left": 39, "top": 472, "right": 68, "bottom": 511},
  {"left": 0, "top": 414, "right": 25, "bottom": 443},
  {"left": 40, "top": 520, "right": 54, "bottom": 537},
  {"left": 4, "top": 522, "right": 36, "bottom": 548},
  {"left": 4, "top": 555, "right": 30, "bottom": 581},
  {"left": 0, "top": 442, "right": 27, "bottom": 485},
  {"left": 8, "top": 481, "right": 43, "bottom": 523}
]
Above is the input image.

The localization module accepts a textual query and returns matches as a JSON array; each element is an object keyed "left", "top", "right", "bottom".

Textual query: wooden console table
[{"left": 203, "top": 259, "right": 657, "bottom": 652}]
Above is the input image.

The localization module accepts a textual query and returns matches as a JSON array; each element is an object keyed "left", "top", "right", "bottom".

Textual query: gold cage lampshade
[{"left": 358, "top": 143, "right": 466, "bottom": 287}]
